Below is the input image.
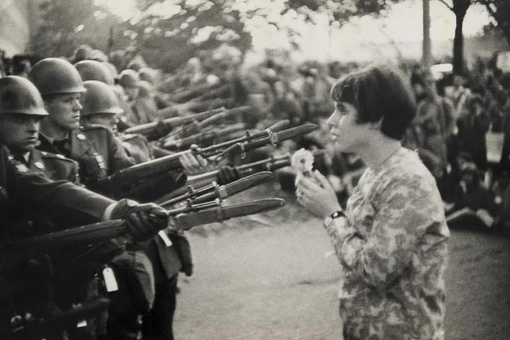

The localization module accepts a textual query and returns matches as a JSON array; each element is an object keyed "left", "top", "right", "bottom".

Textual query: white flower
[{"left": 291, "top": 148, "right": 314, "bottom": 176}]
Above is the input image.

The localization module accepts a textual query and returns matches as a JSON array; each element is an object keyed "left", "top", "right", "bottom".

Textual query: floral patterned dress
[{"left": 325, "top": 147, "right": 449, "bottom": 340}]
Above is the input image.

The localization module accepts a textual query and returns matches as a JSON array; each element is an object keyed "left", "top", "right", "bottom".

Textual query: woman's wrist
[{"left": 323, "top": 205, "right": 343, "bottom": 220}]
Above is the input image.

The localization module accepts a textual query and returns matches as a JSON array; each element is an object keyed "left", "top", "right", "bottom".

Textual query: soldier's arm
[{"left": 105, "top": 127, "right": 136, "bottom": 173}]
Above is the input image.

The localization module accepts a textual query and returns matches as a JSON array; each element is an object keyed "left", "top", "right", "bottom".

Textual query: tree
[
  {"left": 479, "top": 0, "right": 510, "bottom": 48},
  {"left": 124, "top": 0, "right": 252, "bottom": 72},
  {"left": 285, "top": 0, "right": 405, "bottom": 22},
  {"left": 437, "top": 0, "right": 473, "bottom": 75},
  {"left": 30, "top": 0, "right": 122, "bottom": 58}
]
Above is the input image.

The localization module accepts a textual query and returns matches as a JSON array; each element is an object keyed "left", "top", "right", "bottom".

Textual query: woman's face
[{"left": 327, "top": 101, "right": 370, "bottom": 153}]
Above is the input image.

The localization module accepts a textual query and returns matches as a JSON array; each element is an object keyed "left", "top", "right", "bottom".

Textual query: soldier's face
[
  {"left": 124, "top": 86, "right": 139, "bottom": 101},
  {"left": 0, "top": 114, "right": 41, "bottom": 153},
  {"left": 44, "top": 93, "right": 83, "bottom": 131}
]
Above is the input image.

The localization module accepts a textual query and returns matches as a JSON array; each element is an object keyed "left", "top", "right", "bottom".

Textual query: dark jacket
[{"left": 37, "top": 125, "right": 135, "bottom": 185}]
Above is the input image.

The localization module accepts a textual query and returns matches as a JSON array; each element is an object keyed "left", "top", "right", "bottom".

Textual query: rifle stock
[{"left": 4, "top": 219, "right": 127, "bottom": 260}]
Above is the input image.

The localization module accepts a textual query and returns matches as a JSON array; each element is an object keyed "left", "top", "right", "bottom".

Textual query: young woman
[{"left": 296, "top": 65, "right": 449, "bottom": 339}]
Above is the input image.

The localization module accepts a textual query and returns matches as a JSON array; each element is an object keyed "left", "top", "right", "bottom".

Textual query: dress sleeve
[{"left": 324, "top": 173, "right": 443, "bottom": 289}]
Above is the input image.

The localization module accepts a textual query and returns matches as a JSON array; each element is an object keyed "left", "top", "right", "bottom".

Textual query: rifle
[
  {"left": 162, "top": 123, "right": 246, "bottom": 150},
  {"left": 158, "top": 97, "right": 230, "bottom": 119},
  {"left": 164, "top": 150, "right": 325, "bottom": 199},
  {"left": 167, "top": 81, "right": 225, "bottom": 103},
  {"left": 159, "top": 171, "right": 274, "bottom": 206},
  {"left": 10, "top": 298, "right": 110, "bottom": 338},
  {"left": 159, "top": 105, "right": 252, "bottom": 141},
  {"left": 124, "top": 107, "right": 224, "bottom": 136},
  {"left": 87, "top": 122, "right": 317, "bottom": 196},
  {"left": 3, "top": 198, "right": 285, "bottom": 260},
  {"left": 190, "top": 83, "right": 231, "bottom": 102},
  {"left": 125, "top": 105, "right": 251, "bottom": 140}
]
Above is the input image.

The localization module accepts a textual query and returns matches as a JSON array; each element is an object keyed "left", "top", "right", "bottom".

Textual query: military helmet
[
  {"left": 0, "top": 76, "right": 48, "bottom": 116},
  {"left": 118, "top": 69, "right": 140, "bottom": 88},
  {"left": 126, "top": 59, "right": 144, "bottom": 72},
  {"left": 75, "top": 60, "right": 115, "bottom": 86},
  {"left": 138, "top": 67, "right": 156, "bottom": 85},
  {"left": 30, "top": 58, "right": 86, "bottom": 96},
  {"left": 80, "top": 80, "right": 123, "bottom": 117}
]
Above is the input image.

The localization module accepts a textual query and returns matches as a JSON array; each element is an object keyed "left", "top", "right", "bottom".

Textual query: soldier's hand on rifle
[
  {"left": 179, "top": 152, "right": 215, "bottom": 175},
  {"left": 216, "top": 165, "right": 240, "bottom": 185},
  {"left": 111, "top": 199, "right": 169, "bottom": 241}
]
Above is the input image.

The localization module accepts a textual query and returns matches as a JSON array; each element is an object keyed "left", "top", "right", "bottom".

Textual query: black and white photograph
[{"left": 0, "top": 0, "right": 510, "bottom": 339}]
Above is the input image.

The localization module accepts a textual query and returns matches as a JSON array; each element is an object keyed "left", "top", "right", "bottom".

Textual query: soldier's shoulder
[
  {"left": 38, "top": 150, "right": 78, "bottom": 165},
  {"left": 119, "top": 133, "right": 148, "bottom": 142}
]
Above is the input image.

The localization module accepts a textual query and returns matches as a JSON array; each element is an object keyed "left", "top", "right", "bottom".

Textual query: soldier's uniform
[
  {"left": 5, "top": 150, "right": 80, "bottom": 240},
  {"left": 37, "top": 125, "right": 135, "bottom": 186},
  {"left": 118, "top": 133, "right": 152, "bottom": 164},
  {"left": 26, "top": 149, "right": 80, "bottom": 183},
  {"left": 0, "top": 144, "right": 116, "bottom": 340}
]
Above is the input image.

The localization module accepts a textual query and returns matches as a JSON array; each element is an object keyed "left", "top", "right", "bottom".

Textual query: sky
[{"left": 95, "top": 0, "right": 492, "bottom": 61}]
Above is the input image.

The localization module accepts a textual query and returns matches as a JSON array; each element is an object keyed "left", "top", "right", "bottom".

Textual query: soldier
[
  {"left": 29, "top": 58, "right": 135, "bottom": 187},
  {"left": 75, "top": 60, "right": 115, "bottom": 86},
  {"left": 118, "top": 69, "right": 158, "bottom": 127},
  {"left": 0, "top": 76, "right": 79, "bottom": 183},
  {"left": 0, "top": 75, "right": 81, "bottom": 239},
  {"left": 0, "top": 75, "right": 171, "bottom": 340},
  {"left": 78, "top": 79, "right": 195, "bottom": 340}
]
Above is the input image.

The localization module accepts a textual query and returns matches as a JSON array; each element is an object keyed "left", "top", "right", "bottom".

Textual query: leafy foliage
[
  {"left": 30, "top": 0, "right": 122, "bottom": 58},
  {"left": 479, "top": 0, "right": 510, "bottom": 47},
  {"left": 122, "top": 0, "right": 252, "bottom": 72}
]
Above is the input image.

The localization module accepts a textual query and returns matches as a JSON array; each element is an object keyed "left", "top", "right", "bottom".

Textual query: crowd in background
[
  {"left": 6, "top": 43, "right": 510, "bottom": 232},
  {"left": 1, "top": 42, "right": 510, "bottom": 337}
]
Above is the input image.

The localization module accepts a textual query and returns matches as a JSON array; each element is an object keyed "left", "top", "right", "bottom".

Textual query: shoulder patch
[{"left": 15, "top": 163, "right": 29, "bottom": 173}]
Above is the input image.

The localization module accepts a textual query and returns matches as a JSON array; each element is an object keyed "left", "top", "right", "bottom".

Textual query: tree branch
[{"left": 436, "top": 0, "right": 453, "bottom": 11}]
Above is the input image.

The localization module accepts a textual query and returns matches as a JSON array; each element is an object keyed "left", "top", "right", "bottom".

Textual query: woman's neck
[{"left": 360, "top": 138, "right": 402, "bottom": 169}]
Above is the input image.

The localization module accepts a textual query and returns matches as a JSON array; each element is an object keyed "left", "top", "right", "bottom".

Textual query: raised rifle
[
  {"left": 87, "top": 122, "right": 316, "bottom": 196},
  {"left": 162, "top": 123, "right": 246, "bottom": 150},
  {"left": 190, "top": 83, "right": 231, "bottom": 102},
  {"left": 159, "top": 105, "right": 251, "bottom": 141},
  {"left": 164, "top": 150, "right": 325, "bottom": 199},
  {"left": 124, "top": 106, "right": 229, "bottom": 140},
  {"left": 167, "top": 81, "right": 225, "bottom": 103},
  {"left": 158, "top": 97, "right": 230, "bottom": 119},
  {"left": 159, "top": 171, "right": 274, "bottom": 206},
  {"left": 3, "top": 198, "right": 285, "bottom": 260}
]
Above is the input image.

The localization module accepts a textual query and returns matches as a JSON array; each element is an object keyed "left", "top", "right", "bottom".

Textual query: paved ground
[{"left": 173, "top": 183, "right": 510, "bottom": 340}]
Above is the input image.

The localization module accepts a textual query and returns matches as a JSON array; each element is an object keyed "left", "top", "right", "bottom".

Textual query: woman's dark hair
[{"left": 330, "top": 65, "right": 416, "bottom": 140}]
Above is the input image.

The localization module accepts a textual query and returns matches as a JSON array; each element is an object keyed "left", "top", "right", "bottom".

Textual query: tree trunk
[
  {"left": 450, "top": 0, "right": 472, "bottom": 75},
  {"left": 452, "top": 10, "right": 466, "bottom": 75},
  {"left": 422, "top": 0, "right": 432, "bottom": 70}
]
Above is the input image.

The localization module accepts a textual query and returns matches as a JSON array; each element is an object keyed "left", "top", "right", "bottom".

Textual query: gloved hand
[
  {"left": 111, "top": 199, "right": 168, "bottom": 242},
  {"left": 216, "top": 165, "right": 240, "bottom": 185}
]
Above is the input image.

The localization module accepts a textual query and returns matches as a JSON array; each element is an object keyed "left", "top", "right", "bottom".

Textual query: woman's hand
[{"left": 295, "top": 170, "right": 342, "bottom": 219}]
